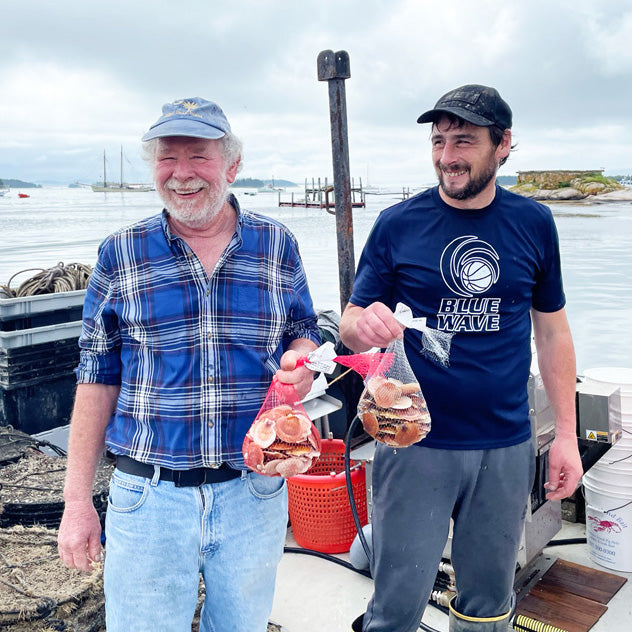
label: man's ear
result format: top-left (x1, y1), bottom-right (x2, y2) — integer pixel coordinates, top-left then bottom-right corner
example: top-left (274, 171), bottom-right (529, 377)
top-left (225, 156), bottom-right (241, 184)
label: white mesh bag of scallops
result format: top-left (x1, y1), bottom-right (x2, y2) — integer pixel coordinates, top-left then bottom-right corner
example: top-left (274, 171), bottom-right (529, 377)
top-left (357, 303), bottom-right (452, 447)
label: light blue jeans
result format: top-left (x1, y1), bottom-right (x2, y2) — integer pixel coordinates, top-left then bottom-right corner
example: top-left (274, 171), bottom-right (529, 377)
top-left (104, 467), bottom-right (288, 632)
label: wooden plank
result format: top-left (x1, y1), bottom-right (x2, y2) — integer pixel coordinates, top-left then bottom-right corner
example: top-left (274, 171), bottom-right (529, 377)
top-left (539, 559), bottom-right (627, 604)
top-left (516, 591), bottom-right (606, 632)
top-left (514, 559), bottom-right (627, 632)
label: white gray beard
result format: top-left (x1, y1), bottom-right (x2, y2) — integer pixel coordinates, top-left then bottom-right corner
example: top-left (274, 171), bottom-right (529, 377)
top-left (160, 177), bottom-right (229, 228)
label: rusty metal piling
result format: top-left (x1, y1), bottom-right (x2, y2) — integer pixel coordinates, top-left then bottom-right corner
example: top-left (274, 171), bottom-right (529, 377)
top-left (317, 49), bottom-right (355, 314)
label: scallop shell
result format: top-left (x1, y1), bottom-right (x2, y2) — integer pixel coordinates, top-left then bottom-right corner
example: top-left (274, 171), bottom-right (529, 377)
top-left (243, 441), bottom-right (264, 470)
top-left (263, 449), bottom-right (287, 460)
top-left (401, 382), bottom-right (421, 395)
top-left (376, 432), bottom-right (399, 446)
top-left (410, 395), bottom-right (428, 410)
top-left (273, 415), bottom-right (301, 442)
top-left (397, 406), bottom-right (426, 421)
top-left (250, 418), bottom-right (276, 448)
top-left (362, 411), bottom-right (379, 436)
top-left (394, 422), bottom-right (424, 446)
top-left (366, 375), bottom-right (387, 396)
top-left (373, 381), bottom-right (403, 408)
top-left (262, 458), bottom-right (285, 476)
top-left (391, 395), bottom-right (413, 410)
top-left (284, 444), bottom-right (312, 456)
top-left (277, 456), bottom-right (312, 478)
top-left (375, 423), bottom-right (398, 435)
top-left (265, 404), bottom-right (295, 420)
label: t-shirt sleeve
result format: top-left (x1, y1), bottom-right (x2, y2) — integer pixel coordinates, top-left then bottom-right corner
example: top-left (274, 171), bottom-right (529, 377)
top-left (531, 212), bottom-right (566, 312)
top-left (349, 214), bottom-right (395, 308)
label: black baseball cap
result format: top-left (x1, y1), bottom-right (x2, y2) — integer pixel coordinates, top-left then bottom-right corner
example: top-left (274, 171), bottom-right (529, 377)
top-left (417, 84), bottom-right (512, 129)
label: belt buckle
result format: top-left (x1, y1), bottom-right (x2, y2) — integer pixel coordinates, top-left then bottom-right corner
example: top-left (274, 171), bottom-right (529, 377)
top-left (173, 469), bottom-right (205, 487)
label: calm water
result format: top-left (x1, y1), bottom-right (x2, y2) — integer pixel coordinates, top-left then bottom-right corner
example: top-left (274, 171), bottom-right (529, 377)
top-left (1, 186), bottom-right (631, 374)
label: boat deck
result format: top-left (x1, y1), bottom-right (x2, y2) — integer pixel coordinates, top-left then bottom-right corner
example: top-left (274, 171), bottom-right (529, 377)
top-left (270, 522), bottom-right (631, 632)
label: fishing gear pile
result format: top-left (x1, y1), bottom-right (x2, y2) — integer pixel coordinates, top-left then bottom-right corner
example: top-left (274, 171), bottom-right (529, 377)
top-left (0, 450), bottom-right (112, 529)
top-left (0, 525), bottom-right (105, 632)
top-left (0, 262), bottom-right (92, 298)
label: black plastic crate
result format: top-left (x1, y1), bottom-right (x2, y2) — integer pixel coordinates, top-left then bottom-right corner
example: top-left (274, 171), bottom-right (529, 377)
top-left (0, 349), bottom-right (79, 388)
top-left (0, 305), bottom-right (84, 331)
top-left (0, 336), bottom-right (80, 363)
top-left (0, 373), bottom-right (77, 435)
top-left (0, 336), bottom-right (80, 388)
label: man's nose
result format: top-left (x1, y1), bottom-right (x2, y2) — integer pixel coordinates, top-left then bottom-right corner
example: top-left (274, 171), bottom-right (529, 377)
top-left (439, 142), bottom-right (459, 165)
top-left (172, 159), bottom-right (195, 179)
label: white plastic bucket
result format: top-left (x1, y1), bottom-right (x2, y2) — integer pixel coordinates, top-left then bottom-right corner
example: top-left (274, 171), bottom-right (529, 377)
top-left (584, 367), bottom-right (632, 414)
top-left (583, 469), bottom-right (632, 572)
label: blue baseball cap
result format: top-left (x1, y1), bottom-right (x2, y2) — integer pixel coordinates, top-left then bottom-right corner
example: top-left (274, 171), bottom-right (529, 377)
top-left (142, 97), bottom-right (232, 141)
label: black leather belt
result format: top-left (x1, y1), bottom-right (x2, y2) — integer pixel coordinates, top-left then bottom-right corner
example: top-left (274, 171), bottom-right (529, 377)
top-left (116, 455), bottom-right (241, 487)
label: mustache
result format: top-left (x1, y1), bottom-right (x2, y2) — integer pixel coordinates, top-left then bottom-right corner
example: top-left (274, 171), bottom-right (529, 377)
top-left (164, 177), bottom-right (210, 192)
top-left (438, 163), bottom-right (469, 172)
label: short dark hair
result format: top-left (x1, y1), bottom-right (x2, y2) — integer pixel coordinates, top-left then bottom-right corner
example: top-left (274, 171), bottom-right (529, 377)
top-left (431, 113), bottom-right (514, 167)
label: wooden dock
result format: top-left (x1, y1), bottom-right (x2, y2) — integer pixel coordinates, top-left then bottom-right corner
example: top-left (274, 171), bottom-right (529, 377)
top-left (278, 177), bottom-right (365, 213)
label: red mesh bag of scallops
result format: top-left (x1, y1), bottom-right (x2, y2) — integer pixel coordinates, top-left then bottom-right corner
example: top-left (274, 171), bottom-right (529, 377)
top-left (242, 378), bottom-right (322, 478)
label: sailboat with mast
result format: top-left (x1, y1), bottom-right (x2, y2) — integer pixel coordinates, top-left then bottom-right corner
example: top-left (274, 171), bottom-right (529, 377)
top-left (91, 147), bottom-right (154, 192)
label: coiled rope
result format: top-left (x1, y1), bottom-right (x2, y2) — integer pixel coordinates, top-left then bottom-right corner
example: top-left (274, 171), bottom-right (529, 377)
top-left (0, 262), bottom-right (92, 298)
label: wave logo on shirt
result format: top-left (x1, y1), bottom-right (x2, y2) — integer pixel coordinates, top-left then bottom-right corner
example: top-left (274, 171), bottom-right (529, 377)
top-left (440, 236), bottom-right (500, 298)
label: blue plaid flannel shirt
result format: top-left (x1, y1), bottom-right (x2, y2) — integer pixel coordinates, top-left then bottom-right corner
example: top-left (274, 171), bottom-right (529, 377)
top-left (76, 197), bottom-right (320, 469)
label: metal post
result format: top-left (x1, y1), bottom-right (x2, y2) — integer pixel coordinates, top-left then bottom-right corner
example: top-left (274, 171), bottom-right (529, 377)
top-left (317, 49), bottom-right (355, 314)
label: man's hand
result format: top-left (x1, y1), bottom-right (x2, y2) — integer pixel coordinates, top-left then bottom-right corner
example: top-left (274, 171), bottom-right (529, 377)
top-left (544, 433), bottom-right (583, 501)
top-left (340, 302), bottom-right (404, 352)
top-left (276, 349), bottom-right (315, 401)
top-left (58, 499), bottom-right (103, 572)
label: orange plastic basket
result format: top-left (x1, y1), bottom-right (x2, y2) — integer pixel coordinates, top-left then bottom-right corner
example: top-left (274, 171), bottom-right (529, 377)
top-left (287, 438), bottom-right (368, 554)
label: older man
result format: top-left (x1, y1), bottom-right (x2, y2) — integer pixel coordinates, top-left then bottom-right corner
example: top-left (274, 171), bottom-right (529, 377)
top-left (341, 85), bottom-right (582, 632)
top-left (58, 98), bottom-right (320, 632)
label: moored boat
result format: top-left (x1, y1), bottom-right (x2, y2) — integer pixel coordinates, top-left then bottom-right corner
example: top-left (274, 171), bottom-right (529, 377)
top-left (91, 147), bottom-right (154, 192)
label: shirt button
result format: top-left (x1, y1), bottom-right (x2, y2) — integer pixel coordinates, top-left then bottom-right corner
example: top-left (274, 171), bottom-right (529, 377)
top-left (206, 290), bottom-right (210, 296)
top-left (207, 375), bottom-right (214, 383)
top-left (206, 332), bottom-right (212, 340)
top-left (208, 420), bottom-right (214, 428)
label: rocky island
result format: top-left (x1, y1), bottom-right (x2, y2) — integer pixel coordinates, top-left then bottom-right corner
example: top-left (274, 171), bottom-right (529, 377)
top-left (509, 170), bottom-right (632, 203)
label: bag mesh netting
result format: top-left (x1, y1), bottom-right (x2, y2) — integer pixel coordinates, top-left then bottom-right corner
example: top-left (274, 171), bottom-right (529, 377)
top-left (357, 337), bottom-right (431, 447)
top-left (243, 378), bottom-right (322, 478)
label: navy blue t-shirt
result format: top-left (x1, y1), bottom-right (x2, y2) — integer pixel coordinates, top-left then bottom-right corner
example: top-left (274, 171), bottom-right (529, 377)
top-left (350, 185), bottom-right (565, 449)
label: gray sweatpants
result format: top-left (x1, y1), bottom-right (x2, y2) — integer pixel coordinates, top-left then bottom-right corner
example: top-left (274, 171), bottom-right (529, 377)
top-left (363, 439), bottom-right (535, 632)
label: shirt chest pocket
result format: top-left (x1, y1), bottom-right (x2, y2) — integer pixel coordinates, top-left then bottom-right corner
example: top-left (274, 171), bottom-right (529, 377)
top-left (227, 281), bottom-right (289, 347)
top-left (122, 287), bottom-right (197, 353)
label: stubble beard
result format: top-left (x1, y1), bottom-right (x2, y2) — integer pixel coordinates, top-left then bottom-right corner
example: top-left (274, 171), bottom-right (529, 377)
top-left (160, 177), bottom-right (229, 228)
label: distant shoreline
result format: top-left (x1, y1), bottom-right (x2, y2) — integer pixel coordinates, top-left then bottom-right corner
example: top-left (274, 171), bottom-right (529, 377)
top-left (510, 189), bottom-right (632, 204)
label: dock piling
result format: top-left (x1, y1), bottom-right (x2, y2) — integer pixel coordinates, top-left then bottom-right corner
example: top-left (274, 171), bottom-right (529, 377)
top-left (317, 49), bottom-right (355, 314)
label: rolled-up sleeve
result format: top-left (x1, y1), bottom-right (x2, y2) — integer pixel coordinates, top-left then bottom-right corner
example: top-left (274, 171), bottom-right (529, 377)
top-left (75, 246), bottom-right (122, 385)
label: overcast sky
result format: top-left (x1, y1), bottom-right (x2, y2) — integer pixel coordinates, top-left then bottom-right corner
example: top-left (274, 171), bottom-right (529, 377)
top-left (1, 0), bottom-right (631, 187)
